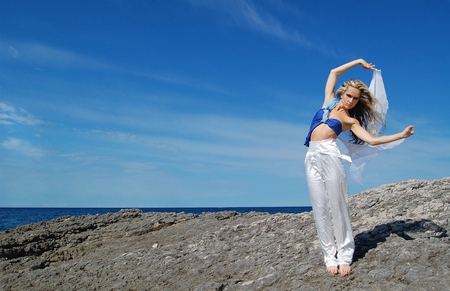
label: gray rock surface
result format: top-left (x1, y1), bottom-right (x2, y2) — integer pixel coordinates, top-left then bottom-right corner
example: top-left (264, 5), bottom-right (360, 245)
top-left (1, 178), bottom-right (449, 290)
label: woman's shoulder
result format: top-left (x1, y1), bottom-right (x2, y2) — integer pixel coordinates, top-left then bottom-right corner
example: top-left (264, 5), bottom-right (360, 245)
top-left (344, 115), bottom-right (360, 126)
top-left (332, 110), bottom-right (357, 124)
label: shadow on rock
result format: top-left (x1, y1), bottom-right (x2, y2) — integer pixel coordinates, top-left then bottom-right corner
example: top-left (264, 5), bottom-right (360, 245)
top-left (353, 219), bottom-right (447, 262)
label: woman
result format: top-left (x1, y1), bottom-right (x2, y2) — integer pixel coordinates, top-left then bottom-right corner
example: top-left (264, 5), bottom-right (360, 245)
top-left (304, 59), bottom-right (414, 276)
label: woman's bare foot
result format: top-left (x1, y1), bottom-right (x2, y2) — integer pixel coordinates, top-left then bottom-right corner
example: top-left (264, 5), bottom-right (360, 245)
top-left (339, 264), bottom-right (352, 276)
top-left (326, 265), bottom-right (338, 275)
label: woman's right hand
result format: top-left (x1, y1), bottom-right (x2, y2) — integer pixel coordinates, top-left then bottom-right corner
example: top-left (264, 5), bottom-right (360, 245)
top-left (360, 59), bottom-right (376, 70)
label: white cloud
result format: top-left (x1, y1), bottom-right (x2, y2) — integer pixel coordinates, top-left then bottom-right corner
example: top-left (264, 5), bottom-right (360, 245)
top-left (8, 45), bottom-right (18, 58)
top-left (0, 42), bottom-right (114, 71)
top-left (83, 113), bottom-right (307, 177)
top-left (184, 0), bottom-right (321, 50)
top-left (141, 71), bottom-right (233, 95)
top-left (0, 137), bottom-right (47, 157)
top-left (0, 102), bottom-right (44, 126)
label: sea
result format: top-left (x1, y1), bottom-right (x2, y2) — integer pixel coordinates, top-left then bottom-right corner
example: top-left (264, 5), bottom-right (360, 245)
top-left (0, 206), bottom-right (312, 232)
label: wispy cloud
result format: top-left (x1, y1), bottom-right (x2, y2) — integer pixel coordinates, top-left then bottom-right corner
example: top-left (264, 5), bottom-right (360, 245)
top-left (8, 45), bottom-right (18, 57)
top-left (0, 42), bottom-right (114, 70)
top-left (0, 137), bottom-right (48, 157)
top-left (141, 71), bottom-right (233, 96)
top-left (90, 130), bottom-right (182, 152)
top-left (1, 99), bottom-right (306, 177)
top-left (0, 102), bottom-right (44, 125)
top-left (184, 0), bottom-right (322, 51)
top-left (2, 40), bottom-right (234, 96)
top-left (82, 113), bottom-right (307, 177)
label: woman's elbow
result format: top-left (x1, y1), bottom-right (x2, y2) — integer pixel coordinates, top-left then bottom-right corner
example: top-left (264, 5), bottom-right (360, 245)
top-left (365, 138), bottom-right (380, 146)
top-left (329, 69), bottom-right (339, 76)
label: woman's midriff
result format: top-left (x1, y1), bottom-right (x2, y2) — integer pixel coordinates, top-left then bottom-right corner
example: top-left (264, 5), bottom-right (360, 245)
top-left (310, 123), bottom-right (338, 142)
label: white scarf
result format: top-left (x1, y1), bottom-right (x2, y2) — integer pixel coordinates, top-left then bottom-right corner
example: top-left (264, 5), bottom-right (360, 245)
top-left (338, 70), bottom-right (403, 186)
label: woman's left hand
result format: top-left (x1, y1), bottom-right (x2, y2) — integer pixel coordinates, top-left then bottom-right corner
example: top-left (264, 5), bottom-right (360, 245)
top-left (402, 125), bottom-right (415, 138)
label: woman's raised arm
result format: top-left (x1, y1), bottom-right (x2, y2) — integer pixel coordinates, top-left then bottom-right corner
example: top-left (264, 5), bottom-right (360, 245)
top-left (323, 59), bottom-right (375, 107)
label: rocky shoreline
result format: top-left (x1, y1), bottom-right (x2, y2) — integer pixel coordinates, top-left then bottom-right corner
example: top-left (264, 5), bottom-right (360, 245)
top-left (1, 178), bottom-right (449, 290)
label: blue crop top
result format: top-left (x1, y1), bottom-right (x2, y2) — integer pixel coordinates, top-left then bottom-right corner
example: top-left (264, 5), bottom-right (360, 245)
top-left (304, 97), bottom-right (343, 147)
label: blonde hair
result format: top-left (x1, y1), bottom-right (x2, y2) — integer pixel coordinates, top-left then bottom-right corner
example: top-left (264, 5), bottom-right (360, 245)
top-left (336, 79), bottom-right (385, 144)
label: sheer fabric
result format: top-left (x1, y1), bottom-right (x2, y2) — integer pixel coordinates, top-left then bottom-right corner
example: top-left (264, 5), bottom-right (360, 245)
top-left (338, 70), bottom-right (403, 186)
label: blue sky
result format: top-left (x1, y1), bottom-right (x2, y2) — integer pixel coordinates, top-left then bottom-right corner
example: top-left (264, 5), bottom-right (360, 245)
top-left (1, 0), bottom-right (449, 207)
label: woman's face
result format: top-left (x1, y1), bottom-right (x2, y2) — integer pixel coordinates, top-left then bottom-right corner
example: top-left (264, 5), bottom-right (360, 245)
top-left (341, 86), bottom-right (361, 109)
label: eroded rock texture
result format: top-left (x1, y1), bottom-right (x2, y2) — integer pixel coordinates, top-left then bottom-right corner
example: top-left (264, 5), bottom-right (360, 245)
top-left (1, 178), bottom-right (449, 290)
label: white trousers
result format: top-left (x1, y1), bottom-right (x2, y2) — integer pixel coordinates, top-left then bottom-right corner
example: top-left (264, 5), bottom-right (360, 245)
top-left (304, 139), bottom-right (354, 266)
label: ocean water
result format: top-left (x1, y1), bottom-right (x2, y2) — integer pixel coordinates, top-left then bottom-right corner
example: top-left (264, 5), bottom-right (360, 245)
top-left (0, 206), bottom-right (312, 232)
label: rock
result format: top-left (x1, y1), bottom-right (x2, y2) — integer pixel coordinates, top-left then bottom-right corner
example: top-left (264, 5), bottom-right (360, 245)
top-left (1, 178), bottom-right (449, 290)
